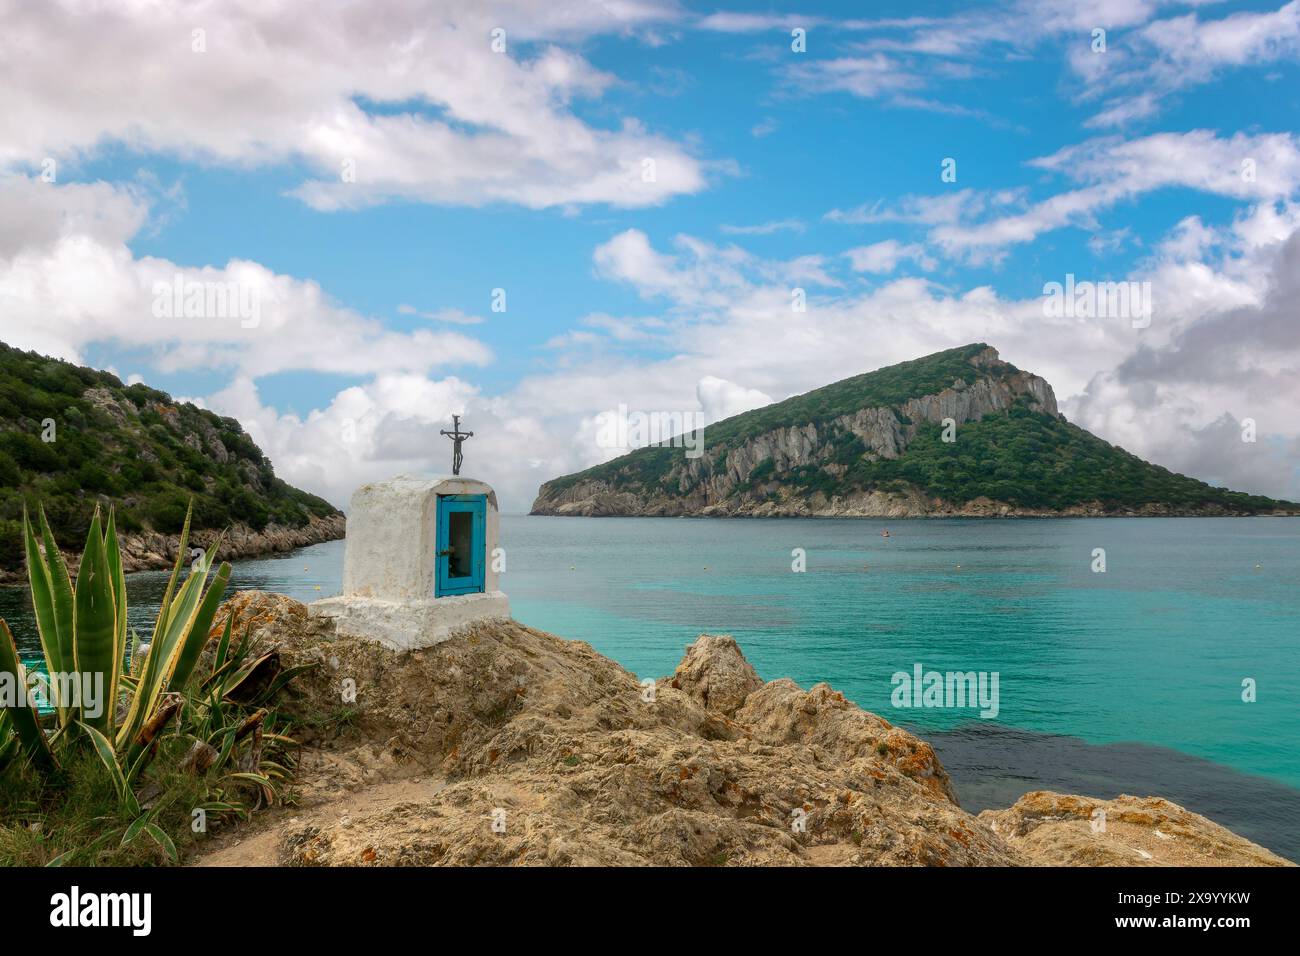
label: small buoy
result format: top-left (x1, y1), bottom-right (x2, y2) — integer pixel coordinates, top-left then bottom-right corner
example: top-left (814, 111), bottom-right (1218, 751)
top-left (1255, 564), bottom-right (1262, 570)
top-left (313, 585), bottom-right (321, 591)
top-left (703, 566), bottom-right (708, 570)
top-left (570, 565), bottom-right (576, 571)
top-left (955, 564), bottom-right (962, 569)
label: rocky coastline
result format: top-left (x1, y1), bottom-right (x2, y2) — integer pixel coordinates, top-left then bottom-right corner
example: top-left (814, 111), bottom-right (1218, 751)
top-left (190, 591), bottom-right (1293, 867)
top-left (531, 483), bottom-right (1298, 518)
top-left (0, 512), bottom-right (346, 584)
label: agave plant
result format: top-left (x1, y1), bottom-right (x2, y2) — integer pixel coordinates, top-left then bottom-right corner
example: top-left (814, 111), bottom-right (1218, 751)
top-left (182, 611), bottom-right (312, 812)
top-left (0, 502), bottom-right (309, 863)
top-left (0, 504), bottom-right (228, 790)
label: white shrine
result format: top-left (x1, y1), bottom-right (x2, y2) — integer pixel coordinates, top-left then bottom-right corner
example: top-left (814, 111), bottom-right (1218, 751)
top-left (310, 474), bottom-right (510, 650)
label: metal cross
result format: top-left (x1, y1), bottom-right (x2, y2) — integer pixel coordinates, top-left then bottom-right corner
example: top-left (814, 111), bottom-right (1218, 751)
top-left (440, 414), bottom-right (473, 476)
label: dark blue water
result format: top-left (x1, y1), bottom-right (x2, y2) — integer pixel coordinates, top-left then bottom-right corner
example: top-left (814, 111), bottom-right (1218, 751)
top-left (4, 515), bottom-right (1297, 858)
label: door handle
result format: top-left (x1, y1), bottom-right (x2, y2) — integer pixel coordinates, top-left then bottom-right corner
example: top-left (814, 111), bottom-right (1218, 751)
top-left (438, 547), bottom-right (455, 556)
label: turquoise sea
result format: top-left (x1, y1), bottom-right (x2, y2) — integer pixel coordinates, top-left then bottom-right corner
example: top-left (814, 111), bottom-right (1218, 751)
top-left (4, 515), bottom-right (1298, 859)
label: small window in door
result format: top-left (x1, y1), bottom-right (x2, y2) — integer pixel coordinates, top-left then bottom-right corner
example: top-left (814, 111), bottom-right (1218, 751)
top-left (447, 510), bottom-right (473, 578)
top-left (436, 493), bottom-right (486, 597)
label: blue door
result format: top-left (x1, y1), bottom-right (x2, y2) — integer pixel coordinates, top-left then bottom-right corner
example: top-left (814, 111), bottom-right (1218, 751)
top-left (436, 494), bottom-right (486, 597)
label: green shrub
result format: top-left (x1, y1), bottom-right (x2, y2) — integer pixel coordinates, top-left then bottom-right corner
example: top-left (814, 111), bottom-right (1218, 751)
top-left (1, 432), bottom-right (60, 472)
top-left (0, 520), bottom-right (21, 568)
top-left (147, 491), bottom-right (191, 531)
top-left (75, 462), bottom-right (118, 494)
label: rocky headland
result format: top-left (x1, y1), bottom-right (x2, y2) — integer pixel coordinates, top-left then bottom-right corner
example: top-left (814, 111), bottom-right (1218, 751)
top-left (532, 344), bottom-right (1297, 519)
top-left (0, 340), bottom-right (346, 581)
top-left (190, 591), bottom-right (1293, 867)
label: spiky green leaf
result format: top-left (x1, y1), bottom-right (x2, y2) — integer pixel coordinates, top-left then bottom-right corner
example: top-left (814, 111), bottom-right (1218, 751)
top-left (72, 510), bottom-right (120, 736)
top-left (37, 508), bottom-right (75, 668)
top-left (167, 560), bottom-right (231, 692)
top-left (0, 620), bottom-right (56, 770)
top-left (142, 823), bottom-right (178, 863)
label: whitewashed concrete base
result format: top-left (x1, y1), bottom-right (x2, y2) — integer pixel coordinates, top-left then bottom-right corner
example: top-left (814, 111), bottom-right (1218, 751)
top-left (309, 590), bottom-right (511, 651)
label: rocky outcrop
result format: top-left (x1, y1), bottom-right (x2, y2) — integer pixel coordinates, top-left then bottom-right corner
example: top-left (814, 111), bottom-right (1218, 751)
top-left (84, 386), bottom-right (130, 426)
top-left (980, 792), bottom-right (1290, 867)
top-left (190, 592), bottom-right (1294, 868)
top-left (666, 634), bottom-right (764, 717)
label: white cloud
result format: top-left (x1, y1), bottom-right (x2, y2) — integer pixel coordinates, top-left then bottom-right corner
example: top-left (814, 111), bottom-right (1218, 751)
top-left (1157, 217), bottom-right (1216, 262)
top-left (1146, 2), bottom-right (1300, 66)
top-left (1082, 2), bottom-right (1300, 127)
top-left (0, 0), bottom-right (707, 211)
top-left (398, 305), bottom-right (486, 325)
top-left (592, 228), bottom-right (839, 308)
top-left (697, 12), bottom-right (820, 32)
top-left (720, 218), bottom-right (804, 235)
top-left (1087, 227), bottom-right (1133, 256)
top-left (826, 189), bottom-right (1024, 227)
top-left (733, 0), bottom-right (1297, 128)
top-left (930, 131), bottom-right (1300, 257)
top-left (207, 373), bottom-right (477, 505)
top-left (0, 176), bottom-right (492, 377)
top-left (593, 229), bottom-right (692, 299)
top-left (696, 376), bottom-right (773, 422)
top-left (845, 240), bottom-right (936, 274)
top-left (785, 54), bottom-right (922, 100)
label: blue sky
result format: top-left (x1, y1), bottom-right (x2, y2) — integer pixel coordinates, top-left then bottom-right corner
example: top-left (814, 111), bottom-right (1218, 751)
top-left (2, 0), bottom-right (1299, 510)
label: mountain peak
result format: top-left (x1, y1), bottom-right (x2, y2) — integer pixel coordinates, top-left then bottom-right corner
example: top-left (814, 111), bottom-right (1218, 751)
top-left (532, 345), bottom-right (1293, 518)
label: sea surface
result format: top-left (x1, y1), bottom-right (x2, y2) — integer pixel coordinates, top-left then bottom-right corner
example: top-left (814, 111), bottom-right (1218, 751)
top-left (3, 515), bottom-right (1298, 859)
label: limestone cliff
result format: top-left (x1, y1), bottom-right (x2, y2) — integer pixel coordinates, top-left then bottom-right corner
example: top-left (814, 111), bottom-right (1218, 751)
top-left (531, 343), bottom-right (1296, 518)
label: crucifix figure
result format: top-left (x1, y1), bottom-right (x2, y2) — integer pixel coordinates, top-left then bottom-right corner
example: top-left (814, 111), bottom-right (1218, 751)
top-left (440, 414), bottom-right (473, 476)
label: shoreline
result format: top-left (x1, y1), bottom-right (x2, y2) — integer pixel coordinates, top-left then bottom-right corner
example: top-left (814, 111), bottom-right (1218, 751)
top-left (531, 483), bottom-right (1299, 519)
top-left (0, 512), bottom-right (346, 585)
top-left (529, 510), bottom-right (1300, 518)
